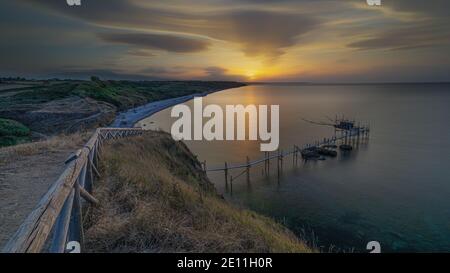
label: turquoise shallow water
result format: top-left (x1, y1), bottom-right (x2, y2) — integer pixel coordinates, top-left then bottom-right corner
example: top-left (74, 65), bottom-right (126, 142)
top-left (140, 83), bottom-right (450, 252)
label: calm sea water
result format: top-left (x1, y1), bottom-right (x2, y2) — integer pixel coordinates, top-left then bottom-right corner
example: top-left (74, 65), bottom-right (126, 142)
top-left (139, 84), bottom-right (450, 252)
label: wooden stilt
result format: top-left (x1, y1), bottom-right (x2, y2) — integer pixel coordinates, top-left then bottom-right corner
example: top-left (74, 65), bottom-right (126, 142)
top-left (224, 162), bottom-right (228, 189)
top-left (292, 145), bottom-right (295, 166)
top-left (277, 150), bottom-right (280, 178)
top-left (230, 176), bottom-right (233, 196)
top-left (280, 150), bottom-right (283, 171)
top-left (246, 156), bottom-right (250, 183)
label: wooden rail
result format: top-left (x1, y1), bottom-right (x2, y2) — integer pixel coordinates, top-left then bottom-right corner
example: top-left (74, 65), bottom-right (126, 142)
top-left (1, 128), bottom-right (144, 253)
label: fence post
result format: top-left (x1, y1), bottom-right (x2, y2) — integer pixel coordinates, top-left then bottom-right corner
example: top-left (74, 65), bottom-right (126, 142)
top-left (49, 190), bottom-right (75, 253)
top-left (67, 180), bottom-right (84, 253)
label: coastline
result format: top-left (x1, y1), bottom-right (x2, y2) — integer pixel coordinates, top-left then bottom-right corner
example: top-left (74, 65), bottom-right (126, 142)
top-left (0, 80), bottom-right (246, 145)
top-left (111, 86), bottom-right (244, 128)
top-left (111, 93), bottom-right (199, 128)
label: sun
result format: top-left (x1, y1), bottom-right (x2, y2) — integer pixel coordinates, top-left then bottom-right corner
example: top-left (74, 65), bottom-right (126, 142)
top-left (245, 71), bottom-right (256, 80)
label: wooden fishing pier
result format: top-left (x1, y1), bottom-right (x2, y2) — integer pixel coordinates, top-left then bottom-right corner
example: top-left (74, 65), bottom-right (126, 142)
top-left (204, 122), bottom-right (370, 191)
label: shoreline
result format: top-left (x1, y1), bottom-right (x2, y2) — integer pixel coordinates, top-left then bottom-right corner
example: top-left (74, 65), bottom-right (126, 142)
top-left (111, 86), bottom-right (243, 128)
top-left (111, 93), bottom-right (198, 128)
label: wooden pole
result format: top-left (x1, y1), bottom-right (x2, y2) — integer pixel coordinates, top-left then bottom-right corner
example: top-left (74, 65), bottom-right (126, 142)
top-left (280, 150), bottom-right (283, 170)
top-left (85, 154), bottom-right (94, 193)
top-left (230, 176), bottom-right (233, 196)
top-left (277, 150), bottom-right (280, 178)
top-left (49, 190), bottom-right (75, 253)
top-left (292, 145), bottom-right (295, 166)
top-left (79, 187), bottom-right (99, 206)
top-left (67, 180), bottom-right (84, 253)
top-left (224, 162), bottom-right (228, 189)
top-left (246, 156), bottom-right (250, 183)
top-left (264, 152), bottom-right (267, 174)
top-left (294, 145), bottom-right (297, 165)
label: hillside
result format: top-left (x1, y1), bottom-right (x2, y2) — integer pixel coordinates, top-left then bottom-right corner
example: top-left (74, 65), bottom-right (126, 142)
top-left (0, 79), bottom-right (245, 146)
top-left (84, 131), bottom-right (313, 253)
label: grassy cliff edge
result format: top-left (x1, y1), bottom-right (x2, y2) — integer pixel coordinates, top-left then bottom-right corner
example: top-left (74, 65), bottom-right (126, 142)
top-left (84, 131), bottom-right (313, 253)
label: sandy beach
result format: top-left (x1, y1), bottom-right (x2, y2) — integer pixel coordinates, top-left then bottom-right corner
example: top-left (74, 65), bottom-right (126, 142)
top-left (110, 93), bottom-right (202, 128)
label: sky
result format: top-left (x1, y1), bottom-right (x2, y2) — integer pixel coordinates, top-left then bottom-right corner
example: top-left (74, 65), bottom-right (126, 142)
top-left (0, 0), bottom-right (449, 82)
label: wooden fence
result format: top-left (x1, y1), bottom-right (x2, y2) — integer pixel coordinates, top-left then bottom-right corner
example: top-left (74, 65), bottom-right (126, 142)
top-left (1, 128), bottom-right (144, 253)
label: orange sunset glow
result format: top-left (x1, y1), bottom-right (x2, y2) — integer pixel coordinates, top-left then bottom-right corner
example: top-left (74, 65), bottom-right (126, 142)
top-left (1, 0), bottom-right (449, 82)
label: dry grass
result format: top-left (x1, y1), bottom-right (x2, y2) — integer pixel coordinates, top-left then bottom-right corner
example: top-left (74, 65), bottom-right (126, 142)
top-left (0, 132), bottom-right (91, 162)
top-left (84, 131), bottom-right (314, 253)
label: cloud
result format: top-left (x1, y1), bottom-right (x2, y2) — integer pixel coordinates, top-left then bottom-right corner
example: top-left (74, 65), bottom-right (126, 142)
top-left (200, 66), bottom-right (246, 81)
top-left (97, 32), bottom-right (210, 53)
top-left (346, 0), bottom-right (450, 51)
top-left (216, 10), bottom-right (318, 57)
top-left (126, 49), bottom-right (156, 57)
top-left (22, 0), bottom-right (319, 58)
top-left (347, 23), bottom-right (450, 51)
top-left (383, 0), bottom-right (450, 18)
top-left (8, 0), bottom-right (450, 82)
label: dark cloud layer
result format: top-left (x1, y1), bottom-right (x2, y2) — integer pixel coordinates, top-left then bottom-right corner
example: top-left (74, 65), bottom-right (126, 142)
top-left (348, 23), bottom-right (450, 51)
top-left (384, 0), bottom-right (450, 17)
top-left (201, 66), bottom-right (246, 81)
top-left (22, 0), bottom-right (319, 58)
top-left (98, 32), bottom-right (210, 53)
top-left (219, 10), bottom-right (318, 57)
top-left (2, 0), bottom-right (449, 81)
top-left (346, 0), bottom-right (450, 51)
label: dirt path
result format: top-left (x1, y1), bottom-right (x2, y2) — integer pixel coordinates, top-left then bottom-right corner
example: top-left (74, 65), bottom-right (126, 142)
top-left (0, 133), bottom-right (88, 247)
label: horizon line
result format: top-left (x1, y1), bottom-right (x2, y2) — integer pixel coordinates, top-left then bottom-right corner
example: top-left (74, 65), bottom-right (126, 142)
top-left (1, 76), bottom-right (450, 85)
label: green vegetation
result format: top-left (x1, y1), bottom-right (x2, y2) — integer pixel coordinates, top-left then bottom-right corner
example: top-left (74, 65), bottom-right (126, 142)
top-left (0, 78), bottom-right (245, 110)
top-left (0, 78), bottom-right (245, 147)
top-left (0, 83), bottom-right (78, 108)
top-left (84, 131), bottom-right (313, 253)
top-left (0, 118), bottom-right (31, 147)
top-left (70, 80), bottom-right (244, 109)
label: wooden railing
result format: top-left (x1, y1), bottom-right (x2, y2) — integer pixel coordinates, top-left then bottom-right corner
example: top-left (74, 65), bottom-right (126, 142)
top-left (1, 128), bottom-right (144, 253)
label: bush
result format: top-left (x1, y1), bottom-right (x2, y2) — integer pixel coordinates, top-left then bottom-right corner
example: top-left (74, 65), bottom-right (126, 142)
top-left (0, 118), bottom-right (31, 147)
